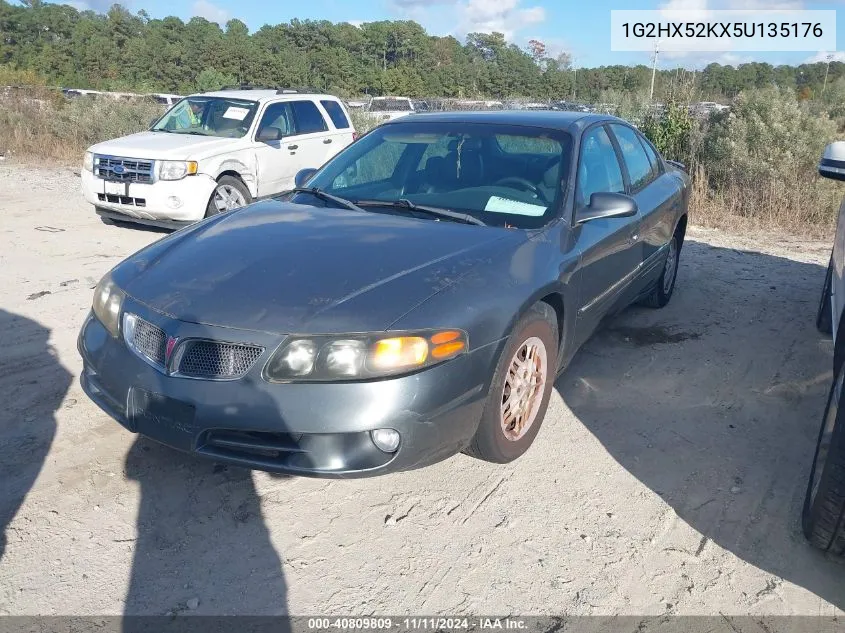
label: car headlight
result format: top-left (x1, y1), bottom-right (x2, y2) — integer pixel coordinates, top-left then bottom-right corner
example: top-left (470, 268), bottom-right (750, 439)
top-left (263, 330), bottom-right (468, 382)
top-left (92, 274), bottom-right (125, 337)
top-left (83, 151), bottom-right (94, 172)
top-left (158, 160), bottom-right (198, 181)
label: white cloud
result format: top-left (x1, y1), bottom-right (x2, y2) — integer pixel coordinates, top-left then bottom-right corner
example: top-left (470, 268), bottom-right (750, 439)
top-left (347, 20), bottom-right (365, 28)
top-left (805, 51), bottom-right (845, 64)
top-left (459, 0), bottom-right (545, 39)
top-left (192, 0), bottom-right (230, 25)
top-left (67, 0), bottom-right (128, 11)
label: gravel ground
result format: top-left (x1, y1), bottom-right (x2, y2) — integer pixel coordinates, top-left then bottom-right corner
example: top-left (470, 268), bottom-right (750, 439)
top-left (1, 164), bottom-right (845, 617)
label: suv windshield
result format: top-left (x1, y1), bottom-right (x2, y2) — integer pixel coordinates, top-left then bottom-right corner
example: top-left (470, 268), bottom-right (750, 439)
top-left (302, 121), bottom-right (573, 229)
top-left (151, 97), bottom-right (258, 138)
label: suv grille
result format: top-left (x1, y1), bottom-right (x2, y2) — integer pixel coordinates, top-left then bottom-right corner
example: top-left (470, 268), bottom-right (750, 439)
top-left (95, 156), bottom-right (154, 184)
top-left (177, 341), bottom-right (264, 379)
top-left (131, 317), bottom-right (167, 366)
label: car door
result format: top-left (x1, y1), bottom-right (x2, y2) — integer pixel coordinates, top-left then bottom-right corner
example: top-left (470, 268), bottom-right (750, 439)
top-left (318, 99), bottom-right (356, 156)
top-left (608, 123), bottom-right (681, 290)
top-left (572, 124), bottom-right (641, 337)
top-left (287, 99), bottom-right (337, 173)
top-left (253, 101), bottom-right (299, 197)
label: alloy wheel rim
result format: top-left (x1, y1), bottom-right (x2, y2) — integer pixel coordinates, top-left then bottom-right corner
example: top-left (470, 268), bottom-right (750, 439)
top-left (214, 185), bottom-right (246, 212)
top-left (811, 365), bottom-right (843, 505)
top-left (500, 336), bottom-right (547, 442)
top-left (663, 238), bottom-right (678, 295)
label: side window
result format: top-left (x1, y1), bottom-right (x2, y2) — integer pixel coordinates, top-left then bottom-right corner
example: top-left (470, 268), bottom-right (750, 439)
top-left (320, 100), bottom-right (350, 129)
top-left (610, 124), bottom-right (654, 191)
top-left (576, 126), bottom-right (625, 208)
top-left (639, 135), bottom-right (662, 177)
top-left (290, 100), bottom-right (328, 135)
top-left (256, 102), bottom-right (294, 138)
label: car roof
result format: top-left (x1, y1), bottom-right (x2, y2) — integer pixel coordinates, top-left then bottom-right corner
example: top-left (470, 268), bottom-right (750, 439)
top-left (382, 110), bottom-right (623, 133)
top-left (193, 90), bottom-right (341, 103)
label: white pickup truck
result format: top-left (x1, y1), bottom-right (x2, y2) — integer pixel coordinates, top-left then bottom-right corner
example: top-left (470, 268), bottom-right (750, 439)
top-left (81, 87), bottom-right (356, 228)
top-left (365, 96), bottom-right (415, 122)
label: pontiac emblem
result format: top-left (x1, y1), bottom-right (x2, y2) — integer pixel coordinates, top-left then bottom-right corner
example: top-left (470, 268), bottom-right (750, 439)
top-left (165, 336), bottom-right (179, 362)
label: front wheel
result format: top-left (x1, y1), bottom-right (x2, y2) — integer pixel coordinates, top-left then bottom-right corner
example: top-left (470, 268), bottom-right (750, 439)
top-left (205, 176), bottom-right (251, 218)
top-left (802, 357), bottom-right (845, 555)
top-left (464, 302), bottom-right (558, 463)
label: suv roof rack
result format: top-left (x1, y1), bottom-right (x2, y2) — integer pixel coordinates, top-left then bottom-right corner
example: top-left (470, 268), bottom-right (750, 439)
top-left (220, 84), bottom-right (277, 91)
top-left (218, 84), bottom-right (322, 95)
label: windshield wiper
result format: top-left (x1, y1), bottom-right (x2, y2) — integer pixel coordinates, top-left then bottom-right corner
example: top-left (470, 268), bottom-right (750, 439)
top-left (288, 187), bottom-right (364, 213)
top-left (355, 199), bottom-right (486, 226)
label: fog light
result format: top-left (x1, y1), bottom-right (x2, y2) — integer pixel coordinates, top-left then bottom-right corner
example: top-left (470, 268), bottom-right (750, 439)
top-left (371, 428), bottom-right (400, 453)
top-left (166, 196), bottom-right (183, 209)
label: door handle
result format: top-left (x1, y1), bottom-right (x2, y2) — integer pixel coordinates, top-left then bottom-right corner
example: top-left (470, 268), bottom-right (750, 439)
top-left (287, 144), bottom-right (298, 150)
top-left (323, 138), bottom-right (333, 144)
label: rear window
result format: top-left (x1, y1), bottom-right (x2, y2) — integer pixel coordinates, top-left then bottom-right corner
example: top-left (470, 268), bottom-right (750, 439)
top-left (320, 100), bottom-right (350, 129)
top-left (291, 100), bottom-right (328, 134)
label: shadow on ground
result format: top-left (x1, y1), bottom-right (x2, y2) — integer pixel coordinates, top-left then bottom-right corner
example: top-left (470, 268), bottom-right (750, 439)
top-left (557, 239), bottom-right (845, 609)
top-left (0, 309), bottom-right (71, 563)
top-left (122, 439), bottom-right (290, 618)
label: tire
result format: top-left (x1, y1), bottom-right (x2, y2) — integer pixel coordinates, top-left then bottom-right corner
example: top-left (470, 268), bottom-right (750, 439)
top-left (464, 302), bottom-right (558, 463)
top-left (642, 234), bottom-right (680, 309)
top-left (802, 357), bottom-right (845, 555)
top-left (205, 176), bottom-right (251, 218)
top-left (817, 256), bottom-right (834, 335)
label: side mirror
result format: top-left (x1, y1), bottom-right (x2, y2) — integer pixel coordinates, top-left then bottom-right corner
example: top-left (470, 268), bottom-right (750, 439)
top-left (819, 142), bottom-right (845, 182)
top-left (295, 168), bottom-right (318, 188)
top-left (576, 192), bottom-right (638, 224)
top-left (257, 126), bottom-right (283, 142)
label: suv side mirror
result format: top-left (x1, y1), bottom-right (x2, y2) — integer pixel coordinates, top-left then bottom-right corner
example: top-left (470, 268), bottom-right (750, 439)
top-left (819, 142), bottom-right (845, 181)
top-left (576, 192), bottom-right (638, 224)
top-left (257, 126), bottom-right (283, 142)
top-left (295, 168), bottom-right (318, 188)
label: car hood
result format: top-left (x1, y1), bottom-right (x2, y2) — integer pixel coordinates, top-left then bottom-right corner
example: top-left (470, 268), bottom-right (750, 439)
top-left (88, 131), bottom-right (237, 161)
top-left (117, 200), bottom-right (520, 334)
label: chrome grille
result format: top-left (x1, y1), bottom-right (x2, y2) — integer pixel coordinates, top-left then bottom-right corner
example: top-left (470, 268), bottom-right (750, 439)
top-left (95, 156), bottom-right (154, 183)
top-left (132, 317), bottom-right (167, 366)
top-left (177, 341), bottom-right (264, 379)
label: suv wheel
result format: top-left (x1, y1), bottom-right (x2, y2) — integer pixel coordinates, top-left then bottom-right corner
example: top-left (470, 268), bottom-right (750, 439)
top-left (206, 176), bottom-right (251, 217)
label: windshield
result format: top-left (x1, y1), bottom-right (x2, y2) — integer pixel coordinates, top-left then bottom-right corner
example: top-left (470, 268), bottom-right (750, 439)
top-left (302, 121), bottom-right (573, 229)
top-left (151, 97), bottom-right (258, 138)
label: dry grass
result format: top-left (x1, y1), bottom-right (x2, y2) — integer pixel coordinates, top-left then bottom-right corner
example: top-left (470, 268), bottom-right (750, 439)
top-left (0, 88), bottom-right (163, 164)
top-left (688, 165), bottom-right (839, 238)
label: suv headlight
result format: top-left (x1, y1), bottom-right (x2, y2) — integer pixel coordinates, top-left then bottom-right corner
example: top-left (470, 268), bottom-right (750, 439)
top-left (159, 160), bottom-right (198, 181)
top-left (92, 273), bottom-right (125, 337)
top-left (263, 330), bottom-right (468, 382)
top-left (83, 151), bottom-right (94, 172)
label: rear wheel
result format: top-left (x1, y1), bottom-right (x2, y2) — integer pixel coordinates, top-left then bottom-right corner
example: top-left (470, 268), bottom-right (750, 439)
top-left (802, 357), bottom-right (845, 555)
top-left (206, 176), bottom-right (251, 218)
top-left (642, 234), bottom-right (680, 309)
top-left (817, 257), bottom-right (833, 335)
top-left (464, 302), bottom-right (558, 463)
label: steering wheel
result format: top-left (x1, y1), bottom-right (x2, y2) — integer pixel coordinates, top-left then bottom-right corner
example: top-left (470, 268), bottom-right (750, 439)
top-left (493, 176), bottom-right (546, 202)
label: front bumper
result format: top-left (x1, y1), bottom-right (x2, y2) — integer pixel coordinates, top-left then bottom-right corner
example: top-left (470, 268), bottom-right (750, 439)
top-left (77, 303), bottom-right (499, 477)
top-left (81, 170), bottom-right (217, 224)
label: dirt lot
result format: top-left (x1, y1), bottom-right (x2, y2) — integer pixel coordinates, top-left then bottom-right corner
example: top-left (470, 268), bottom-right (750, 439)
top-left (2, 163), bottom-right (845, 616)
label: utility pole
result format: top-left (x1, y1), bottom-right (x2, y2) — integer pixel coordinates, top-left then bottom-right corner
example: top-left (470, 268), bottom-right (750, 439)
top-left (571, 57), bottom-right (577, 101)
top-left (824, 53), bottom-right (834, 94)
top-left (649, 39), bottom-right (659, 101)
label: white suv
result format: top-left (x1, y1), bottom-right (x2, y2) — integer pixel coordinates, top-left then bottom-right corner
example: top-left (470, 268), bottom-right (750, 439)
top-left (81, 87), bottom-right (356, 228)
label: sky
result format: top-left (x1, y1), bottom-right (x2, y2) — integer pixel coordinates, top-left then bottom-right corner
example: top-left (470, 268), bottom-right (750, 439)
top-left (61, 0), bottom-right (845, 69)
